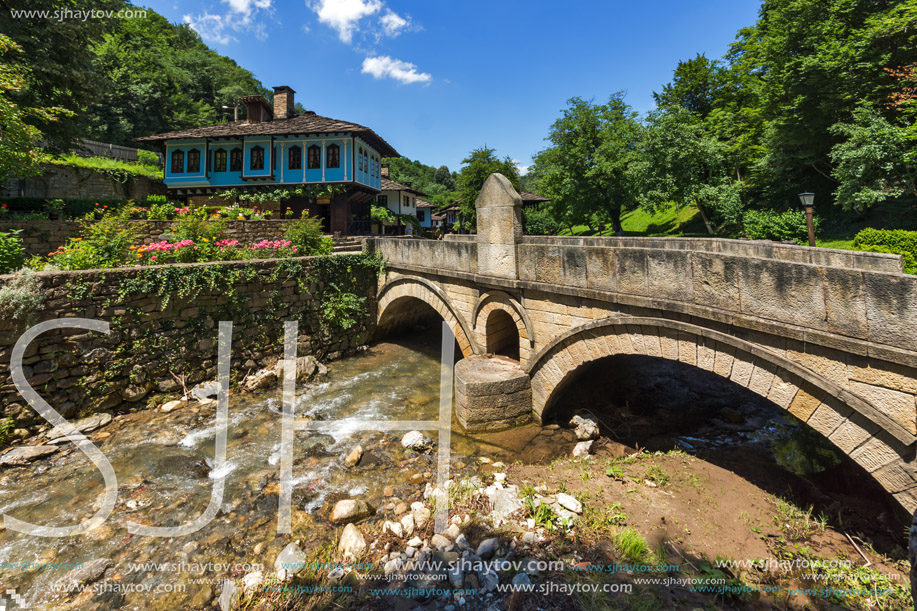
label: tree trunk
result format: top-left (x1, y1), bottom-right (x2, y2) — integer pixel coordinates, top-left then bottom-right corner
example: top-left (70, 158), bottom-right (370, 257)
top-left (695, 201), bottom-right (715, 235)
top-left (609, 204), bottom-right (624, 236)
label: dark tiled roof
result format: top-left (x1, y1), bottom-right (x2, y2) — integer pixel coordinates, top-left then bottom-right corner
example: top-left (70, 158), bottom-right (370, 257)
top-left (520, 190), bottom-right (550, 203)
top-left (136, 113), bottom-right (399, 157)
top-left (415, 199), bottom-right (434, 208)
top-left (381, 177), bottom-right (427, 196)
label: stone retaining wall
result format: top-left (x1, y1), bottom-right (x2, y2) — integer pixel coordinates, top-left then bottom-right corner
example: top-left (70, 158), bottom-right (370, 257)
top-left (0, 255), bottom-right (379, 434)
top-left (1, 163), bottom-right (165, 200)
top-left (0, 220), bottom-right (302, 257)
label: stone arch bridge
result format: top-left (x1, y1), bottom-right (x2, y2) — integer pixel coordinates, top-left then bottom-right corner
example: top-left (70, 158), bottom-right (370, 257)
top-left (365, 174), bottom-right (917, 512)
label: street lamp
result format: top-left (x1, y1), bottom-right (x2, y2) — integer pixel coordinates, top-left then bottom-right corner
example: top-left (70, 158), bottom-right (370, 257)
top-left (798, 192), bottom-right (816, 247)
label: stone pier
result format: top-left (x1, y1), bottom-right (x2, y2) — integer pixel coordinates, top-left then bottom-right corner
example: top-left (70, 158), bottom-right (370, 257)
top-left (454, 355), bottom-right (532, 432)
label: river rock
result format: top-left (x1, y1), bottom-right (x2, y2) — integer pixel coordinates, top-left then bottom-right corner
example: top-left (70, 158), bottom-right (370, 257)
top-left (63, 558), bottom-right (110, 587)
top-left (476, 537), bottom-right (499, 559)
top-left (448, 564), bottom-right (464, 588)
top-left (272, 355), bottom-right (327, 382)
top-left (385, 520), bottom-right (404, 538)
top-left (479, 568), bottom-right (499, 592)
top-left (572, 440), bottom-right (594, 457)
top-left (400, 513), bottom-right (415, 537)
top-left (218, 579), bottom-right (239, 611)
top-left (455, 533), bottom-right (470, 550)
top-left (488, 485), bottom-right (524, 524)
top-left (190, 380), bottom-right (221, 401)
top-left (161, 399), bottom-right (185, 413)
top-left (401, 431), bottom-right (426, 449)
top-left (570, 414), bottom-right (600, 440)
top-left (412, 506), bottom-right (431, 530)
top-left (512, 572), bottom-right (532, 586)
top-left (241, 571), bottom-right (263, 596)
top-left (407, 536), bottom-right (423, 547)
top-left (431, 534), bottom-right (452, 550)
top-left (331, 499), bottom-right (372, 523)
top-left (344, 445), bottom-right (363, 468)
top-left (446, 523), bottom-right (461, 539)
top-left (338, 523), bottom-right (366, 560)
top-left (244, 368), bottom-right (278, 392)
top-left (1, 445), bottom-right (59, 466)
top-left (556, 493), bottom-right (582, 514)
top-left (275, 542), bottom-right (307, 580)
top-left (46, 413), bottom-right (112, 441)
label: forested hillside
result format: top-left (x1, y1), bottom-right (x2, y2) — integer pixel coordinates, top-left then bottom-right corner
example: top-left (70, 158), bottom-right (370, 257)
top-left (1, 0), bottom-right (265, 151)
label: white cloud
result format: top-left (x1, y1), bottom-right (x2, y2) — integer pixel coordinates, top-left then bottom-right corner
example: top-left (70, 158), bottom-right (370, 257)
top-left (184, 0), bottom-right (272, 44)
top-left (513, 159), bottom-right (530, 176)
top-left (361, 55), bottom-right (431, 84)
top-left (312, 0), bottom-right (382, 43)
top-left (379, 10), bottom-right (408, 37)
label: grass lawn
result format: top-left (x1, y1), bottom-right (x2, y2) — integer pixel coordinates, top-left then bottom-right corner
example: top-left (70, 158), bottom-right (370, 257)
top-left (558, 203), bottom-right (707, 237)
top-left (47, 153), bottom-right (163, 180)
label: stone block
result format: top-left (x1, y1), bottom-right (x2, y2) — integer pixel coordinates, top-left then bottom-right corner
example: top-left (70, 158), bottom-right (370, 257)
top-left (849, 380), bottom-right (916, 435)
top-left (787, 387), bottom-right (822, 421)
top-left (807, 403), bottom-right (849, 437)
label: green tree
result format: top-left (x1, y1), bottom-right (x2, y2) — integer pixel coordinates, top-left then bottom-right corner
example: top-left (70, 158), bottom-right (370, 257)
top-left (535, 95), bottom-right (641, 234)
top-left (0, 34), bottom-right (70, 180)
top-left (434, 165), bottom-right (455, 189)
top-left (829, 105), bottom-right (917, 212)
top-left (455, 147), bottom-right (520, 224)
top-left (653, 54), bottom-right (723, 118)
top-left (638, 109), bottom-right (745, 234)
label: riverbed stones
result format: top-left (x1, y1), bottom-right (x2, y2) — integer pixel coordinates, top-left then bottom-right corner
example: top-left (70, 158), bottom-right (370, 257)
top-left (275, 542), bottom-right (307, 580)
top-left (569, 414), bottom-right (600, 440)
top-left (572, 440), bottom-right (594, 457)
top-left (190, 380), bottom-right (220, 401)
top-left (272, 355), bottom-right (327, 383)
top-left (344, 445), bottom-right (363, 468)
top-left (160, 399), bottom-right (185, 413)
top-left (401, 431), bottom-right (426, 449)
top-left (400, 513), bottom-right (415, 537)
top-left (556, 493), bottom-right (582, 514)
top-left (431, 534), bottom-right (452, 550)
top-left (412, 506), bottom-right (431, 529)
top-left (1, 445), bottom-right (59, 466)
top-left (339, 523), bottom-right (366, 560)
top-left (454, 355), bottom-right (532, 432)
top-left (45, 412), bottom-right (112, 440)
top-left (476, 537), bottom-right (499, 559)
top-left (218, 579), bottom-right (239, 611)
top-left (331, 499), bottom-right (372, 523)
top-left (244, 368), bottom-right (278, 391)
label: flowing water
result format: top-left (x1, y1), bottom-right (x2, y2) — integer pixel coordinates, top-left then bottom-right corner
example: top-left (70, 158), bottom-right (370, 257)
top-left (0, 335), bottom-right (572, 610)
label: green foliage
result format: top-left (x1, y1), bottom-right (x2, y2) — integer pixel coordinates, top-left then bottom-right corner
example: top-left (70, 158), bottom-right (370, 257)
top-left (0, 197), bottom-right (132, 218)
top-left (0, 230), bottom-right (26, 274)
top-left (170, 210), bottom-right (226, 243)
top-left (522, 205), bottom-right (561, 235)
top-left (0, 416), bottom-right (15, 448)
top-left (535, 94), bottom-right (642, 234)
top-left (0, 269), bottom-right (44, 327)
top-left (643, 465), bottom-right (670, 487)
top-left (829, 105), bottom-right (917, 212)
top-left (137, 150), bottom-right (160, 166)
top-left (43, 212), bottom-right (141, 270)
top-left (455, 147), bottom-right (520, 224)
top-left (47, 153), bottom-right (163, 181)
top-left (0, 33), bottom-right (70, 181)
top-left (215, 185), bottom-right (344, 205)
top-left (283, 216), bottom-right (333, 256)
top-left (147, 202), bottom-right (175, 221)
top-left (382, 158), bottom-right (457, 208)
top-left (852, 228), bottom-right (917, 273)
top-left (320, 284), bottom-right (366, 331)
top-left (612, 528), bottom-right (653, 564)
top-left (371, 205), bottom-right (396, 224)
top-left (742, 208), bottom-right (818, 244)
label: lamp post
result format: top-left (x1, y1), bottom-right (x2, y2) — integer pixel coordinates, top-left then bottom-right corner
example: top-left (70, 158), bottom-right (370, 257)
top-left (798, 192), bottom-right (816, 247)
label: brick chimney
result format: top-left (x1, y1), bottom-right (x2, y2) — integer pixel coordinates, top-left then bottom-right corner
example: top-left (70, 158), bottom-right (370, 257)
top-left (272, 86), bottom-right (295, 120)
top-left (380, 163), bottom-right (390, 178)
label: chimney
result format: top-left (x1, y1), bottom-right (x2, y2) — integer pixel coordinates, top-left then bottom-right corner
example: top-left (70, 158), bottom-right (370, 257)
top-left (272, 86), bottom-right (296, 120)
top-left (380, 163), bottom-right (390, 178)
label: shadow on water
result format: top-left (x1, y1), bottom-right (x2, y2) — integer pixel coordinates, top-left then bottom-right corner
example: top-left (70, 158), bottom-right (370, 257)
top-left (544, 354), bottom-right (910, 554)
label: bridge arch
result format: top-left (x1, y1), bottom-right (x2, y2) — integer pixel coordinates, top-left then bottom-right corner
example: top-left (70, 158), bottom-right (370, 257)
top-left (376, 276), bottom-right (477, 357)
top-left (473, 291), bottom-right (534, 364)
top-left (526, 316), bottom-right (917, 511)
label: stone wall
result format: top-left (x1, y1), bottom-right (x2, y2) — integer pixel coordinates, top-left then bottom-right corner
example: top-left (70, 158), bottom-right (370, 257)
top-left (0, 255), bottom-right (379, 434)
top-left (0, 220), bottom-right (304, 257)
top-left (1, 163), bottom-right (165, 200)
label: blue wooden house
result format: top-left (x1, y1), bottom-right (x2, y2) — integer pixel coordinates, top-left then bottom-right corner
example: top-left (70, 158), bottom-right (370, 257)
top-left (137, 86), bottom-right (399, 235)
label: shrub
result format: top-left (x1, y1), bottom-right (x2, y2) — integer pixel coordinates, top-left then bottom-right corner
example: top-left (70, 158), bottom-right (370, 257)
top-left (742, 208), bottom-right (819, 244)
top-left (147, 202), bottom-right (174, 220)
top-left (321, 284), bottom-right (366, 330)
top-left (170, 209), bottom-right (227, 243)
top-left (284, 215), bottom-right (333, 256)
top-left (137, 150), bottom-right (160, 167)
top-left (523, 205), bottom-right (561, 235)
top-left (852, 229), bottom-right (917, 274)
top-left (0, 269), bottom-right (44, 327)
top-left (47, 212), bottom-right (141, 270)
top-left (0, 230), bottom-right (25, 274)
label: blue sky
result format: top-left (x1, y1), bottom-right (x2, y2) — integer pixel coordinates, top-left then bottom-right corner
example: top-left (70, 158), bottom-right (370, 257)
top-left (143, 0), bottom-right (761, 173)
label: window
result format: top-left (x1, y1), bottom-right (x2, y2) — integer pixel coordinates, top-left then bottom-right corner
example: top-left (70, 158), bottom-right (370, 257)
top-left (229, 148), bottom-right (242, 172)
top-left (250, 146), bottom-right (264, 171)
top-left (288, 145), bottom-right (302, 170)
top-left (171, 150), bottom-right (184, 174)
top-left (213, 149), bottom-right (227, 172)
top-left (307, 145), bottom-right (321, 169)
top-left (403, 195), bottom-right (409, 208)
top-left (327, 144), bottom-right (340, 169)
top-left (377, 195), bottom-right (387, 207)
top-left (417, 210), bottom-right (425, 222)
top-left (187, 149), bottom-right (200, 173)
top-left (358, 148), bottom-right (364, 172)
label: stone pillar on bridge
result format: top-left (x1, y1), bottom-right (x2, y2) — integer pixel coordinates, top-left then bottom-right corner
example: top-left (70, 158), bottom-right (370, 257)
top-left (475, 173), bottom-right (523, 280)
